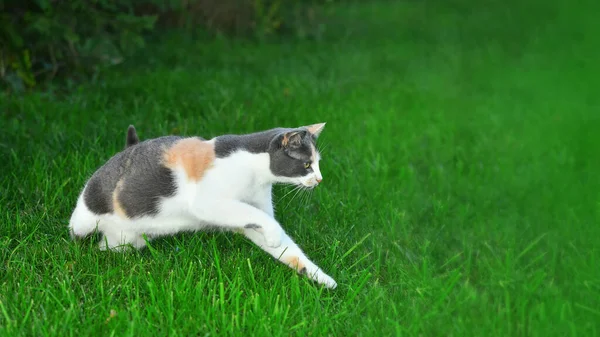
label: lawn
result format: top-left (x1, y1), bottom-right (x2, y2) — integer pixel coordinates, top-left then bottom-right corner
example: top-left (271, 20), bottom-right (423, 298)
top-left (1, 0), bottom-right (599, 336)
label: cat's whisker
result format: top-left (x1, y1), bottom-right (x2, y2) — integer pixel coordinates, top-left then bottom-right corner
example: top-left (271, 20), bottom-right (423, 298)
top-left (317, 142), bottom-right (329, 154)
top-left (305, 188), bottom-right (315, 205)
top-left (282, 184), bottom-right (305, 211)
top-left (280, 184), bottom-right (302, 200)
top-left (297, 186), bottom-right (313, 208)
top-left (286, 188), bottom-right (305, 211)
top-left (300, 191), bottom-right (309, 208)
top-left (296, 184), bottom-right (312, 201)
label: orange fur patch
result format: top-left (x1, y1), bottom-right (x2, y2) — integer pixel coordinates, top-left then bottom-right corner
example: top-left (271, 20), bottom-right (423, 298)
top-left (285, 256), bottom-right (307, 274)
top-left (163, 137), bottom-right (215, 182)
top-left (112, 179), bottom-right (127, 218)
top-left (282, 133), bottom-right (291, 147)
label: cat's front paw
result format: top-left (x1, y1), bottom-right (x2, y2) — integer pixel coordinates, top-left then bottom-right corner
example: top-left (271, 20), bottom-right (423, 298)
top-left (315, 272), bottom-right (337, 289)
top-left (304, 267), bottom-right (337, 289)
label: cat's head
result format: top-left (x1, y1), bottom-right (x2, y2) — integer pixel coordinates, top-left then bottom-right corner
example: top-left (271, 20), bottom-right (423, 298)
top-left (268, 122), bottom-right (326, 188)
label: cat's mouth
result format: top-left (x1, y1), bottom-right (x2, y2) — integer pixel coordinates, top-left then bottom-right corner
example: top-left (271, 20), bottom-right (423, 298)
top-left (300, 181), bottom-right (320, 189)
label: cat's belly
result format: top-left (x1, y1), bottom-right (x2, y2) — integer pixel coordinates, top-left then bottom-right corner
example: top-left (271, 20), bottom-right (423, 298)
top-left (133, 215), bottom-right (202, 236)
top-left (99, 186), bottom-right (204, 236)
top-left (103, 212), bottom-right (203, 236)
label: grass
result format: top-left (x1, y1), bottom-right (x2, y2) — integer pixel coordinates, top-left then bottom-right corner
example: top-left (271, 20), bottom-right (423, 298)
top-left (1, 0), bottom-right (600, 335)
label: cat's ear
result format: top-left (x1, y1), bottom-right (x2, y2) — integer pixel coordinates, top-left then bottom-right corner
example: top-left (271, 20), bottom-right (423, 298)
top-left (282, 131), bottom-right (304, 149)
top-left (305, 122), bottom-right (326, 138)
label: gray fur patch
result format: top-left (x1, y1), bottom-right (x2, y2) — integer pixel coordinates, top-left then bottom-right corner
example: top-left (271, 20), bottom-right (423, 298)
top-left (84, 135), bottom-right (182, 218)
top-left (244, 223), bottom-right (261, 229)
top-left (83, 175), bottom-right (112, 214)
top-left (214, 127), bottom-right (317, 178)
top-left (214, 128), bottom-right (289, 157)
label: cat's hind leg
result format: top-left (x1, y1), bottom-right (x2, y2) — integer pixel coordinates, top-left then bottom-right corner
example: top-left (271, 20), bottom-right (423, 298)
top-left (242, 227), bottom-right (337, 289)
top-left (98, 221), bottom-right (147, 252)
top-left (68, 193), bottom-right (100, 239)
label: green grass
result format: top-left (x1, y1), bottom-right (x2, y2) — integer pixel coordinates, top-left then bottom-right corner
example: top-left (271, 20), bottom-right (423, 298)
top-left (2, 0), bottom-right (600, 335)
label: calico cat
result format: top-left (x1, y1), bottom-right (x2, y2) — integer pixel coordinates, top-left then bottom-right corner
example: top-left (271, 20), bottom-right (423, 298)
top-left (68, 123), bottom-right (337, 288)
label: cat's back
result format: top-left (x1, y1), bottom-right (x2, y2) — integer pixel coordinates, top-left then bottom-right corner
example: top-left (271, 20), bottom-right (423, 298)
top-left (83, 135), bottom-right (185, 218)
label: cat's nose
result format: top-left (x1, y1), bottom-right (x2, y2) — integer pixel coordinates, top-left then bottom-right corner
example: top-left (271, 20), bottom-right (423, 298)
top-left (316, 177), bottom-right (322, 183)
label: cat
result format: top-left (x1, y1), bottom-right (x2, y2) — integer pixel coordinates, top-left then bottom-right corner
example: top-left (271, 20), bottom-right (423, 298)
top-left (68, 123), bottom-right (337, 288)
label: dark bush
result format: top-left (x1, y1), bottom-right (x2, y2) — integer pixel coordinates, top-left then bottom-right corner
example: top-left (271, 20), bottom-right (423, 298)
top-left (0, 0), bottom-right (330, 93)
top-left (1, 0), bottom-right (158, 92)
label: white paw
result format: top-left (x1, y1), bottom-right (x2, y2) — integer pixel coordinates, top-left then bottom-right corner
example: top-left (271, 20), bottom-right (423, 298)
top-left (316, 273), bottom-right (338, 289)
top-left (307, 269), bottom-right (337, 289)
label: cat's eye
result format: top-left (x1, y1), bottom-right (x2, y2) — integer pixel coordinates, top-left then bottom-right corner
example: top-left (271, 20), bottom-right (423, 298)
top-left (304, 162), bottom-right (311, 169)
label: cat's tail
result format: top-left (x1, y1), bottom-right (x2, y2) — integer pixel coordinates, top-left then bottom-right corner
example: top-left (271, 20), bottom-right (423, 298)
top-left (126, 125), bottom-right (139, 148)
top-left (68, 192), bottom-right (100, 240)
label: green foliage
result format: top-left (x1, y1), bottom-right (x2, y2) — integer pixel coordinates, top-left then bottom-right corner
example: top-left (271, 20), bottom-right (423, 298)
top-left (146, 0), bottom-right (332, 39)
top-left (254, 0), bottom-right (284, 37)
top-left (0, 0), bottom-right (331, 93)
top-left (0, 0), bottom-right (158, 92)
